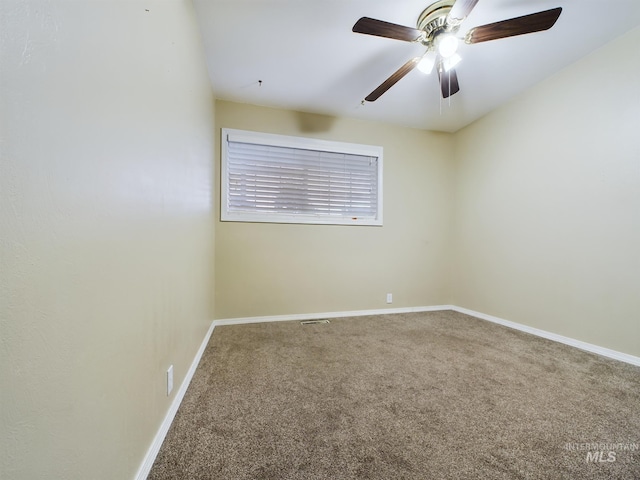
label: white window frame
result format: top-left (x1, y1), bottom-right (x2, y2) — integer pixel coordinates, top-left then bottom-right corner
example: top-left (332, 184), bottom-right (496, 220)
top-left (221, 128), bottom-right (383, 226)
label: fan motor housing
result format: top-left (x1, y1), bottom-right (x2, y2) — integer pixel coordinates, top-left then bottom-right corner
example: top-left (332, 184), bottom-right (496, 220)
top-left (416, 0), bottom-right (457, 46)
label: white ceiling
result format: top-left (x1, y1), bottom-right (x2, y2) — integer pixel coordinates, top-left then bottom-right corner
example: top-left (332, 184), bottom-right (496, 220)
top-left (193, 0), bottom-right (640, 133)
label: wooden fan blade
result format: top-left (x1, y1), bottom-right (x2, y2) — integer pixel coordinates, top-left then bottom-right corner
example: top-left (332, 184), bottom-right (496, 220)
top-left (365, 57), bottom-right (421, 102)
top-left (353, 17), bottom-right (424, 42)
top-left (466, 7), bottom-right (562, 44)
top-left (447, 0), bottom-right (480, 25)
top-left (437, 65), bottom-right (460, 98)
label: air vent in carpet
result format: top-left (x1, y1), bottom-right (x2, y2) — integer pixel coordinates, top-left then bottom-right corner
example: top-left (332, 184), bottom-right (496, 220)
top-left (300, 319), bottom-right (330, 325)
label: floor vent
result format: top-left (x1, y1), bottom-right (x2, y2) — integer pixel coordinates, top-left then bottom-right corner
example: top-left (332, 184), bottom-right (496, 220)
top-left (300, 319), bottom-right (330, 325)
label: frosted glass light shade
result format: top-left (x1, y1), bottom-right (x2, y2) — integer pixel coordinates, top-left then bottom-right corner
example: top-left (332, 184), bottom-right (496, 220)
top-left (442, 53), bottom-right (461, 72)
top-left (417, 52), bottom-right (436, 74)
top-left (438, 35), bottom-right (459, 58)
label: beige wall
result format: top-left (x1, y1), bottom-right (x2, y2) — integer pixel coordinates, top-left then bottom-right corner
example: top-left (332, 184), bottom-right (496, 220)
top-left (452, 26), bottom-right (640, 356)
top-left (214, 100), bottom-right (455, 319)
top-left (2, 1), bottom-right (638, 477)
top-left (0, 1), bottom-right (215, 479)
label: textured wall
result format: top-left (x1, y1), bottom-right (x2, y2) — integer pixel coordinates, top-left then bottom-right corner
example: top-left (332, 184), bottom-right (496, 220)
top-left (0, 1), bottom-right (215, 478)
top-left (452, 26), bottom-right (640, 357)
top-left (214, 101), bottom-right (455, 319)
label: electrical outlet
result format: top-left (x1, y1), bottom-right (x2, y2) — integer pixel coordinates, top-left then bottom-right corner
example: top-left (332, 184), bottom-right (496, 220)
top-left (386, 293), bottom-right (393, 304)
top-left (167, 365), bottom-right (173, 396)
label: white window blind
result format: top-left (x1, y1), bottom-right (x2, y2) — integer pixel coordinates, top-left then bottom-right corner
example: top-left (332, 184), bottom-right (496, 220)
top-left (221, 129), bottom-right (383, 225)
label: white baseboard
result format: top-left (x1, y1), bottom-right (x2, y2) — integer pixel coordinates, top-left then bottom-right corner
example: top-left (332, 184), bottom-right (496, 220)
top-left (134, 320), bottom-right (217, 480)
top-left (135, 304), bottom-right (639, 478)
top-left (212, 305), bottom-right (454, 326)
top-left (451, 306), bottom-right (640, 367)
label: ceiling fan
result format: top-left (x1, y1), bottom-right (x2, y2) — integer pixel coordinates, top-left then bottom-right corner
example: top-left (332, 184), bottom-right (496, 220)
top-left (352, 0), bottom-right (562, 101)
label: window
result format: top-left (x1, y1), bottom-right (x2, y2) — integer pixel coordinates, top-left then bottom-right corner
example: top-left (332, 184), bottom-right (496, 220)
top-left (221, 128), bottom-right (383, 226)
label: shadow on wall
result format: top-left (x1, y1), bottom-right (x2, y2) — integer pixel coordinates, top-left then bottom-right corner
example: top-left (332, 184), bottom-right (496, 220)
top-left (295, 111), bottom-right (337, 133)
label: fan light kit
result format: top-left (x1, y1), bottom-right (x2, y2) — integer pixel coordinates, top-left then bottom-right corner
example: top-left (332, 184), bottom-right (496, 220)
top-left (352, 0), bottom-right (562, 101)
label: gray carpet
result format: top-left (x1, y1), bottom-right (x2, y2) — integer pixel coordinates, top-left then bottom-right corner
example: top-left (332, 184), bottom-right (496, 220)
top-left (148, 310), bottom-right (640, 479)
